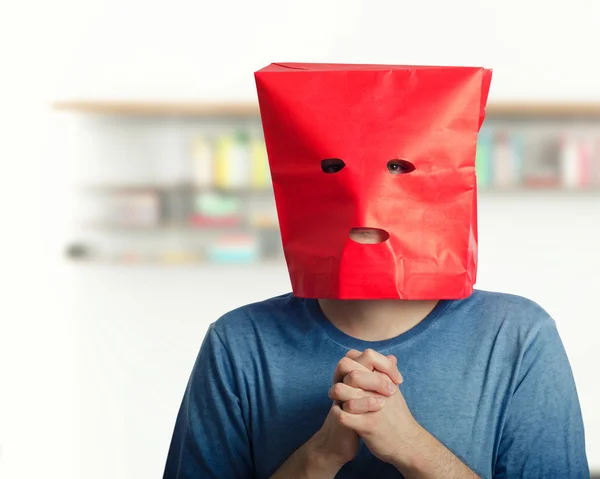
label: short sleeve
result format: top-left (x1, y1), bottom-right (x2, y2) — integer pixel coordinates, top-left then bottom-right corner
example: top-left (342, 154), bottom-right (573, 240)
top-left (494, 315), bottom-right (589, 478)
top-left (163, 325), bottom-right (254, 478)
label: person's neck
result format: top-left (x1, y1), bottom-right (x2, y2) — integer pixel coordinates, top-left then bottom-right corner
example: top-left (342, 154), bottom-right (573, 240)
top-left (317, 298), bottom-right (439, 342)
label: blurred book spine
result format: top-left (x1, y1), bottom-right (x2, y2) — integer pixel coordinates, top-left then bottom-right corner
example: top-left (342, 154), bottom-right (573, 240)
top-left (557, 133), bottom-right (600, 189)
top-left (476, 129), bottom-right (493, 188)
top-left (476, 129), bottom-right (524, 189)
top-left (191, 135), bottom-right (214, 187)
top-left (560, 134), bottom-right (581, 188)
top-left (250, 136), bottom-right (270, 189)
top-left (577, 138), bottom-right (593, 188)
top-left (509, 133), bottom-right (524, 186)
top-left (522, 134), bottom-right (560, 188)
top-left (215, 135), bottom-right (232, 188)
top-left (215, 131), bottom-right (251, 189)
top-left (492, 130), bottom-right (522, 188)
top-left (593, 137), bottom-right (600, 185)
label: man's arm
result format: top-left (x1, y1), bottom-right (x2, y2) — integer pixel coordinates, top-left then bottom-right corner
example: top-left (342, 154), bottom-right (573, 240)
top-left (390, 422), bottom-right (479, 478)
top-left (493, 314), bottom-right (589, 477)
top-left (163, 325), bottom-right (253, 479)
top-left (269, 429), bottom-right (344, 479)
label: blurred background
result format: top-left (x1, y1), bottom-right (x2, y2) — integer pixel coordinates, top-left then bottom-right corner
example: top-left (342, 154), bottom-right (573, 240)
top-left (1, 1), bottom-right (599, 478)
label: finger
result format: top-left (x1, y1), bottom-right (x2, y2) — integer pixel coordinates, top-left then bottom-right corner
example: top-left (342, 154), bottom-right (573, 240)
top-left (373, 368), bottom-right (403, 386)
top-left (343, 370), bottom-right (398, 396)
top-left (345, 349), bottom-right (362, 359)
top-left (330, 402), bottom-right (359, 432)
top-left (342, 396), bottom-right (386, 415)
top-left (330, 403), bottom-right (348, 423)
top-left (332, 356), bottom-right (371, 384)
top-left (337, 408), bottom-right (372, 433)
top-left (354, 349), bottom-right (403, 384)
top-left (382, 355), bottom-right (403, 384)
top-left (378, 364), bottom-right (403, 385)
top-left (328, 382), bottom-right (382, 402)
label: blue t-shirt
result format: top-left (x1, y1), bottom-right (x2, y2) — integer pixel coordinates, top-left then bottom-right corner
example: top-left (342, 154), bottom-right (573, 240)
top-left (163, 290), bottom-right (588, 478)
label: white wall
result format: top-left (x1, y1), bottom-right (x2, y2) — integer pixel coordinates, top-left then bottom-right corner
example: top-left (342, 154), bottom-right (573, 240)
top-left (53, 0), bottom-right (600, 102)
top-left (1, 1), bottom-right (599, 478)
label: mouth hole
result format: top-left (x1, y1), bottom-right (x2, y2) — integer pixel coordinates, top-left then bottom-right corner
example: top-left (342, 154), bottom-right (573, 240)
top-left (349, 227), bottom-right (390, 244)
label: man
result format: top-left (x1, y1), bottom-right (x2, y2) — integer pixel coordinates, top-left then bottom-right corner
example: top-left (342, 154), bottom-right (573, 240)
top-left (163, 63), bottom-right (589, 478)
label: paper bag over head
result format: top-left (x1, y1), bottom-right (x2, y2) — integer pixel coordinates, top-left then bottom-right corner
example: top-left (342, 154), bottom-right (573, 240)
top-left (255, 62), bottom-right (492, 299)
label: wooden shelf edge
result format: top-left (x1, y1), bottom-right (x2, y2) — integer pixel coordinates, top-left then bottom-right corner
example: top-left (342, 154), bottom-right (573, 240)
top-left (76, 183), bottom-right (600, 195)
top-left (52, 101), bottom-right (260, 117)
top-left (53, 100), bottom-right (600, 118)
top-left (66, 257), bottom-right (285, 267)
top-left (77, 222), bottom-right (280, 231)
top-left (78, 183), bottom-right (274, 195)
top-left (478, 187), bottom-right (600, 195)
top-left (486, 102), bottom-right (600, 118)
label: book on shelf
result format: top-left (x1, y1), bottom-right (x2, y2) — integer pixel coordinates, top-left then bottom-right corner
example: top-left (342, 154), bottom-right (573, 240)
top-left (476, 128), bottom-right (600, 190)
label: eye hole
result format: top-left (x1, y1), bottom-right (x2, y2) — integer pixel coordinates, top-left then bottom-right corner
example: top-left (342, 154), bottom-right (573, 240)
top-left (321, 158), bottom-right (346, 174)
top-left (387, 159), bottom-right (415, 175)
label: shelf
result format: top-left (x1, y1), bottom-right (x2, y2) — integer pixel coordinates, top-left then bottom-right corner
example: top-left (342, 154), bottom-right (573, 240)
top-left (53, 101), bottom-right (260, 117)
top-left (78, 183), bottom-right (600, 196)
top-left (485, 102), bottom-right (600, 119)
top-left (79, 221), bottom-right (279, 231)
top-left (53, 100), bottom-right (600, 119)
top-left (479, 187), bottom-right (600, 193)
top-left (67, 257), bottom-right (285, 267)
top-left (79, 183), bottom-right (274, 196)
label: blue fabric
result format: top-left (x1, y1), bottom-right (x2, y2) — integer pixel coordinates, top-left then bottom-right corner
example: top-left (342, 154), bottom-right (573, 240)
top-left (163, 290), bottom-right (589, 478)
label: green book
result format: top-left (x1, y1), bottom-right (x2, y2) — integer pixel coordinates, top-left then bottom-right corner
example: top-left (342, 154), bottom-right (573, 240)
top-left (476, 129), bottom-right (493, 188)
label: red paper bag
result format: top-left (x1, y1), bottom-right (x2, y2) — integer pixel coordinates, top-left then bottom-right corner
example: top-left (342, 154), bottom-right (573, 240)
top-left (255, 63), bottom-right (492, 299)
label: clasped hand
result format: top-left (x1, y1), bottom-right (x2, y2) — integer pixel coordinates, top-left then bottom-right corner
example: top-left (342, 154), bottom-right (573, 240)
top-left (313, 349), bottom-right (422, 469)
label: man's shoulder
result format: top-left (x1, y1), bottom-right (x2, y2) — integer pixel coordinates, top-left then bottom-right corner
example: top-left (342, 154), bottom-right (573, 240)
top-left (215, 291), bottom-right (297, 324)
top-left (209, 292), bottom-right (307, 348)
top-left (466, 289), bottom-right (555, 337)
top-left (470, 289), bottom-right (550, 315)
